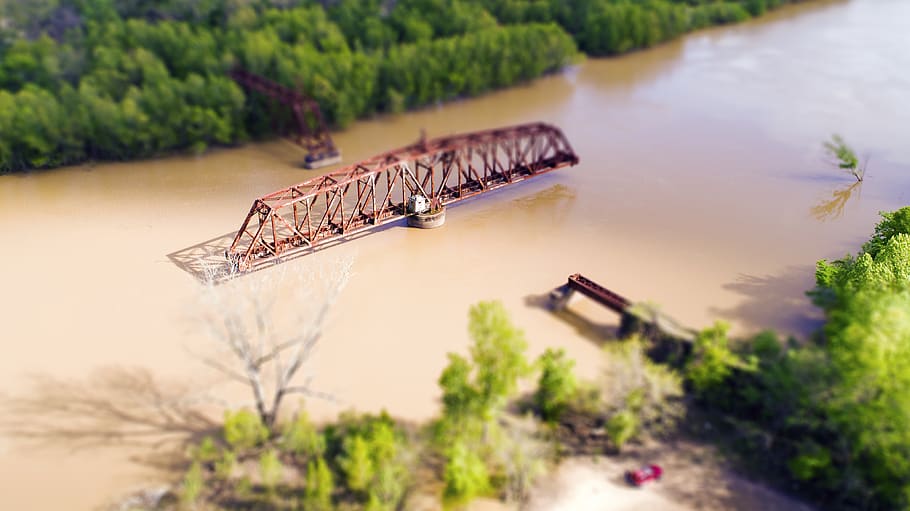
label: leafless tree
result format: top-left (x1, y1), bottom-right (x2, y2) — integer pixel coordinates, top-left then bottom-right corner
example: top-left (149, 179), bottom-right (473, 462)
top-left (197, 258), bottom-right (352, 428)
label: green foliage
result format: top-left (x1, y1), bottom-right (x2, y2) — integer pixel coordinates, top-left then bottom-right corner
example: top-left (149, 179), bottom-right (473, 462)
top-left (686, 321), bottom-right (739, 397)
top-left (259, 449), bottom-right (283, 491)
top-left (468, 300), bottom-right (532, 419)
top-left (824, 134), bottom-right (860, 170)
top-left (339, 435), bottom-right (374, 492)
top-left (223, 409), bottom-right (269, 451)
top-left (191, 436), bottom-right (220, 464)
top-left (0, 1), bottom-right (583, 173)
top-left (863, 207), bottom-right (910, 258)
top-left (0, 0), bottom-right (791, 173)
top-left (214, 449), bottom-right (236, 481)
top-left (332, 413), bottom-right (411, 510)
top-left (698, 208), bottom-right (910, 510)
top-left (443, 440), bottom-right (490, 500)
top-left (534, 348), bottom-right (577, 422)
top-left (787, 442), bottom-right (832, 482)
top-left (303, 457), bottom-right (334, 511)
top-left (180, 461), bottom-right (204, 509)
top-left (281, 411), bottom-right (326, 459)
top-left (606, 409), bottom-right (639, 451)
top-left (438, 300), bottom-right (531, 432)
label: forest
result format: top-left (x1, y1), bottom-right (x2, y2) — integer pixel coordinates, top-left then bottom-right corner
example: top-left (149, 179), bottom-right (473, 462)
top-left (0, 0), bottom-right (802, 173)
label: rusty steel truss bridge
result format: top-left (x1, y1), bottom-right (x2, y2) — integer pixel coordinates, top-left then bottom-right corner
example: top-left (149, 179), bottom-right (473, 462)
top-left (226, 122), bottom-right (579, 271)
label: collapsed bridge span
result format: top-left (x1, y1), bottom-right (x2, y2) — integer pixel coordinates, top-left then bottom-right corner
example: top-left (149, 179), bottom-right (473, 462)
top-left (227, 122), bottom-right (579, 271)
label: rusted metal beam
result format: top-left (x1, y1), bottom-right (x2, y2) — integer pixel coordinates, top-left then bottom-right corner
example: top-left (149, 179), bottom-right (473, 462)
top-left (228, 68), bottom-right (338, 163)
top-left (566, 273), bottom-right (631, 314)
top-left (227, 122), bottom-right (579, 271)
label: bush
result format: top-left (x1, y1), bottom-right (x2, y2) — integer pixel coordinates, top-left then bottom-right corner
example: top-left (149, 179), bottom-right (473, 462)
top-left (259, 449), bottom-right (283, 491)
top-left (606, 409), bottom-right (639, 452)
top-left (333, 414), bottom-right (411, 510)
top-left (281, 411), bottom-right (326, 459)
top-left (303, 457), bottom-right (334, 511)
top-left (180, 461), bottom-right (204, 509)
top-left (223, 409), bottom-right (269, 451)
top-left (339, 435), bottom-right (374, 492)
top-left (686, 321), bottom-right (739, 398)
top-left (191, 436), bottom-right (219, 464)
top-left (534, 348), bottom-right (577, 423)
top-left (444, 441), bottom-right (490, 500)
top-left (214, 449), bottom-right (236, 481)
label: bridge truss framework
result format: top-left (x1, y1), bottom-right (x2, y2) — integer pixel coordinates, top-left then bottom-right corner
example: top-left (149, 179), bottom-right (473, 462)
top-left (227, 122), bottom-right (579, 271)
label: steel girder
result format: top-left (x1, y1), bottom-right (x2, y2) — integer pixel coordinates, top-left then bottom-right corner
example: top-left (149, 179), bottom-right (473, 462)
top-left (227, 122), bottom-right (579, 271)
top-left (228, 68), bottom-right (336, 155)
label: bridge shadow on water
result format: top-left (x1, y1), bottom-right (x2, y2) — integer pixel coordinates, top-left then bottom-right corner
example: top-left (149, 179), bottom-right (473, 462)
top-left (167, 182), bottom-right (576, 284)
top-left (166, 220), bottom-right (407, 284)
top-left (524, 293), bottom-right (621, 346)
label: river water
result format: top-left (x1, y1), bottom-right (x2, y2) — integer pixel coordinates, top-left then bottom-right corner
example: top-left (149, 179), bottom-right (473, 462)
top-left (2, 1), bottom-right (909, 508)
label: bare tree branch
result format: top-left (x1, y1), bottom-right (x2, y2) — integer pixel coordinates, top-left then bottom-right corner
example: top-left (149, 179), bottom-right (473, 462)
top-left (194, 257), bottom-right (352, 427)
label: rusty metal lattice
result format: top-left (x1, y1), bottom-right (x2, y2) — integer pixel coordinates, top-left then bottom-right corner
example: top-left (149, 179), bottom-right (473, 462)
top-left (228, 68), bottom-right (337, 158)
top-left (227, 122), bottom-right (579, 271)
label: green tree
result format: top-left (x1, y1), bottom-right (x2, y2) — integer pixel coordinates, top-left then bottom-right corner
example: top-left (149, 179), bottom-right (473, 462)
top-left (534, 348), bottom-right (577, 422)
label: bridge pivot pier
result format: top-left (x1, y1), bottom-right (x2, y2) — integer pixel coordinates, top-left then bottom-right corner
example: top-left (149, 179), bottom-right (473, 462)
top-left (407, 207), bottom-right (446, 229)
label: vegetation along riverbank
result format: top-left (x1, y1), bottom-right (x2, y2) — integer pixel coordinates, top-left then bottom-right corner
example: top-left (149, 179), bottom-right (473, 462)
top-left (114, 207), bottom-right (910, 511)
top-left (0, 0), bottom-right (807, 173)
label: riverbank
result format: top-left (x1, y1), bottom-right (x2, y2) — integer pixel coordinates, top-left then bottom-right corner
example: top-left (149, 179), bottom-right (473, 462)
top-left (1, 1), bottom-right (908, 508)
top-left (0, 0), bottom-right (812, 174)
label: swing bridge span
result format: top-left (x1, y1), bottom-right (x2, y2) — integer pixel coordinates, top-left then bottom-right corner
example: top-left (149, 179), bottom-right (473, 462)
top-left (226, 122), bottom-right (579, 272)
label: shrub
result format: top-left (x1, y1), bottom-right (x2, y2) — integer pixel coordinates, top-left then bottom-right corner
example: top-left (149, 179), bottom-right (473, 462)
top-left (332, 414), bottom-right (412, 509)
top-left (303, 457), bottom-right (334, 511)
top-left (214, 449), bottom-right (236, 481)
top-left (191, 436), bottom-right (219, 464)
top-left (259, 449), bottom-right (283, 491)
top-left (686, 321), bottom-right (739, 397)
top-left (444, 441), bottom-right (490, 500)
top-left (534, 348), bottom-right (577, 423)
top-left (223, 409), bottom-right (269, 451)
top-left (339, 435), bottom-right (374, 492)
top-left (281, 411), bottom-right (326, 459)
top-left (180, 461), bottom-right (204, 509)
top-left (606, 409), bottom-right (639, 452)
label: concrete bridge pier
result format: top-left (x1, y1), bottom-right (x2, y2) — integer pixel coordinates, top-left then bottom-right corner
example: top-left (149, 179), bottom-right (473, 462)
top-left (407, 207), bottom-right (446, 229)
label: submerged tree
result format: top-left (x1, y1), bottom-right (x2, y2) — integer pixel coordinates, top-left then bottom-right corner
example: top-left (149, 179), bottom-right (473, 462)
top-left (823, 134), bottom-right (866, 182)
top-left (198, 259), bottom-right (352, 428)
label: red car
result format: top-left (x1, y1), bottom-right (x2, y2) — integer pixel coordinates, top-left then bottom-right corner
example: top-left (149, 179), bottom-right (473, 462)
top-left (625, 464), bottom-right (663, 486)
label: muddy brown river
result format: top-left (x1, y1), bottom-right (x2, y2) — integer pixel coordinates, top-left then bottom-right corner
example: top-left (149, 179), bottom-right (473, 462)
top-left (2, 1), bottom-right (909, 508)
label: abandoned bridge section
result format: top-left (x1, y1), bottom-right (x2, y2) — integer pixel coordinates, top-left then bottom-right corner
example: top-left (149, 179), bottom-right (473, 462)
top-left (227, 122), bottom-right (579, 271)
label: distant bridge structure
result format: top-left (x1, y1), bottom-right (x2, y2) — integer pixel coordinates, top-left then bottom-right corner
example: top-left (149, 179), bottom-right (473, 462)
top-left (226, 122), bottom-right (579, 271)
top-left (228, 68), bottom-right (340, 168)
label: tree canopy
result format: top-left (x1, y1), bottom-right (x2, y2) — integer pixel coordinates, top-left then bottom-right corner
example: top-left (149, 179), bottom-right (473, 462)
top-left (0, 0), bottom-right (802, 173)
